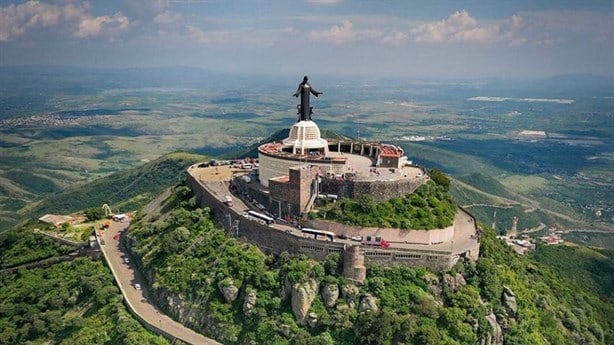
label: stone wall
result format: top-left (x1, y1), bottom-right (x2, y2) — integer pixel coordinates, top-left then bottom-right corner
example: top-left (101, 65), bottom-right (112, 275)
top-left (187, 171), bottom-right (466, 272)
top-left (304, 218), bottom-right (454, 245)
top-left (188, 173), bottom-right (346, 257)
top-left (258, 151), bottom-right (344, 188)
top-left (319, 177), bottom-right (424, 201)
top-left (361, 247), bottom-right (455, 271)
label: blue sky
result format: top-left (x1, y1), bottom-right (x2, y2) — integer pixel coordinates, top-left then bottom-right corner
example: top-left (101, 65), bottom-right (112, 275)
top-left (0, 0), bottom-right (612, 78)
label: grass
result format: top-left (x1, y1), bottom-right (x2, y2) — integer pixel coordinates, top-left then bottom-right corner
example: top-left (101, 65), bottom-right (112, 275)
top-left (499, 174), bottom-right (550, 194)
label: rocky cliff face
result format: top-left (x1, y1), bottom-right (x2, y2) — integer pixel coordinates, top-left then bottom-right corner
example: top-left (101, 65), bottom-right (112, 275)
top-left (480, 312), bottom-right (504, 345)
top-left (442, 272), bottom-right (466, 292)
top-left (341, 283), bottom-right (360, 309)
top-left (321, 283), bottom-right (339, 308)
top-left (243, 289), bottom-right (257, 316)
top-left (291, 279), bottom-right (320, 324)
top-left (359, 293), bottom-right (379, 313)
top-left (217, 279), bottom-right (239, 303)
top-left (502, 286), bottom-right (518, 319)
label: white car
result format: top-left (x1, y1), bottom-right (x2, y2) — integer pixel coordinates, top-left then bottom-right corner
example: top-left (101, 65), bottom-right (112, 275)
top-left (134, 283), bottom-right (142, 290)
top-left (351, 235), bottom-right (362, 242)
top-left (123, 257), bottom-right (130, 264)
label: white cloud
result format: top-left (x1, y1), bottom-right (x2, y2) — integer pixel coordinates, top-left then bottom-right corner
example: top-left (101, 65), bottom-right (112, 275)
top-left (410, 10), bottom-right (508, 43)
top-left (381, 30), bottom-right (408, 45)
top-left (0, 1), bottom-right (62, 41)
top-left (308, 19), bottom-right (359, 44)
top-left (0, 1), bottom-right (129, 42)
top-left (74, 12), bottom-right (129, 38)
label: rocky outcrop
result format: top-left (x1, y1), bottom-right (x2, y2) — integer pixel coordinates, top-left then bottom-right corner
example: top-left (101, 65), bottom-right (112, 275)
top-left (279, 276), bottom-right (293, 300)
top-left (442, 273), bottom-right (466, 293)
top-left (291, 279), bottom-right (320, 324)
top-left (243, 289), bottom-right (257, 316)
top-left (321, 283), bottom-right (339, 308)
top-left (307, 312), bottom-right (318, 328)
top-left (502, 286), bottom-right (517, 318)
top-left (480, 312), bottom-right (504, 345)
top-left (359, 293), bottom-right (379, 313)
top-left (423, 273), bottom-right (443, 305)
top-left (341, 284), bottom-right (360, 309)
top-left (161, 291), bottom-right (187, 321)
top-left (217, 279), bottom-right (239, 303)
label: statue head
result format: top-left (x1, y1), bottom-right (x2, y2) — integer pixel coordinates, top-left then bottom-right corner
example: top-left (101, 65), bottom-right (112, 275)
top-left (303, 76), bottom-right (308, 83)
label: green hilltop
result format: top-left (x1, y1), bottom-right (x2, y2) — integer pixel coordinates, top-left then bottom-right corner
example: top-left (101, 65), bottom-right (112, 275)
top-left (119, 182), bottom-right (613, 344)
top-left (0, 149), bottom-right (611, 344)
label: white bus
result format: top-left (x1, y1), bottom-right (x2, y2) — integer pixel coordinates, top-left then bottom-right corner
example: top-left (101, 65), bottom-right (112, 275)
top-left (301, 228), bottom-right (335, 242)
top-left (247, 210), bottom-right (274, 225)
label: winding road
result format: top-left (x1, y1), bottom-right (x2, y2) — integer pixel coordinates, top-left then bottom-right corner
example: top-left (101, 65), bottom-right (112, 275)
top-left (99, 219), bottom-right (221, 345)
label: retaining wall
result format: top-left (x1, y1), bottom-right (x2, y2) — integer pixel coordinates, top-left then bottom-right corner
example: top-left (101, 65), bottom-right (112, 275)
top-left (303, 219), bottom-right (454, 245)
top-left (187, 171), bottom-right (465, 271)
top-left (319, 177), bottom-right (424, 201)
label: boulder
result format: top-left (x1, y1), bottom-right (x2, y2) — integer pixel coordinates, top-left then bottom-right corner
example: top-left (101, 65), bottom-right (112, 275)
top-left (423, 273), bottom-right (443, 305)
top-left (291, 279), bottom-right (320, 324)
top-left (341, 284), bottom-right (360, 309)
top-left (307, 312), bottom-right (318, 328)
top-left (359, 293), bottom-right (379, 313)
top-left (217, 279), bottom-right (239, 303)
top-left (442, 273), bottom-right (466, 293)
top-left (243, 289), bottom-right (257, 316)
top-left (480, 312), bottom-right (503, 345)
top-left (321, 283), bottom-right (339, 308)
top-left (279, 276), bottom-right (293, 300)
top-left (502, 286), bottom-right (518, 318)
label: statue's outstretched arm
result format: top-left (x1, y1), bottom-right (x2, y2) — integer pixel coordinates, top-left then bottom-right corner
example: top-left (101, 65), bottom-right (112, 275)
top-left (293, 85), bottom-right (301, 97)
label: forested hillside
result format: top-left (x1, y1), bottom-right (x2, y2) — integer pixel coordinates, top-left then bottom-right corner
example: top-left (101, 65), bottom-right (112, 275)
top-left (126, 183), bottom-right (613, 345)
top-left (0, 227), bottom-right (168, 345)
top-left (1, 152), bottom-right (206, 232)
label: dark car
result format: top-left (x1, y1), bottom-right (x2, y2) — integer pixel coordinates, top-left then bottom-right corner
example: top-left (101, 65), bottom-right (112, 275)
top-left (337, 233), bottom-right (349, 239)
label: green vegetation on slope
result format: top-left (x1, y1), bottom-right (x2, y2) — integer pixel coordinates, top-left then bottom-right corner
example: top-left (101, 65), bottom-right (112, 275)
top-left (313, 181), bottom-right (456, 229)
top-left (4, 152), bottom-right (206, 232)
top-left (471, 226), bottom-right (613, 344)
top-left (129, 183), bottom-right (613, 344)
top-left (0, 258), bottom-right (168, 345)
top-left (529, 245), bottom-right (614, 297)
top-left (457, 173), bottom-right (516, 200)
top-left (0, 225), bottom-right (73, 269)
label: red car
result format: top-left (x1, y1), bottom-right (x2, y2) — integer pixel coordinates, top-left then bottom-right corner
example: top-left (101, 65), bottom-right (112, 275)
top-left (362, 236), bottom-right (391, 248)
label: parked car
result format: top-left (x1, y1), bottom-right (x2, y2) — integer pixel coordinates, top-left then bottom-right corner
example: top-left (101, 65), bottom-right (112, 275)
top-left (123, 257), bottom-right (130, 264)
top-left (134, 283), bottom-right (142, 290)
top-left (351, 235), bottom-right (362, 242)
top-left (337, 233), bottom-right (349, 239)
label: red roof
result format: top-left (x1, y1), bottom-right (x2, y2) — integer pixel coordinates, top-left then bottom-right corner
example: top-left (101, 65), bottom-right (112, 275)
top-left (379, 145), bottom-right (403, 158)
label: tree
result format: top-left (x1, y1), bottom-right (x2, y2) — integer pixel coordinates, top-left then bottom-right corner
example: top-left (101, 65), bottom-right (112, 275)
top-left (353, 310), bottom-right (399, 345)
top-left (84, 207), bottom-right (106, 221)
top-left (429, 168), bottom-right (450, 190)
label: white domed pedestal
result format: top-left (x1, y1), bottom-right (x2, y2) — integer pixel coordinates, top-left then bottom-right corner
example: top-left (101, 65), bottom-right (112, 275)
top-left (282, 120), bottom-right (328, 155)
